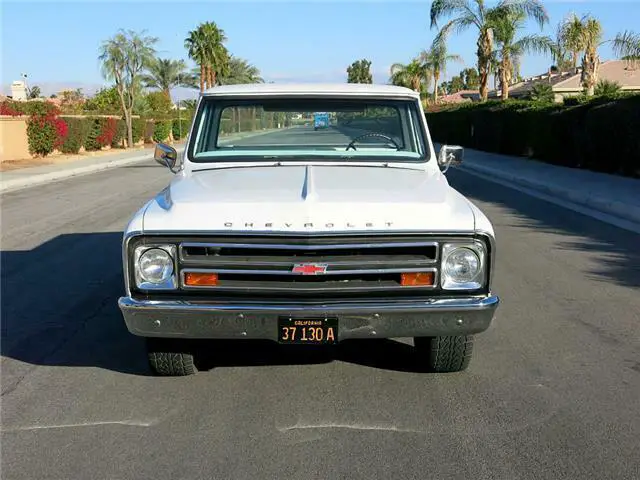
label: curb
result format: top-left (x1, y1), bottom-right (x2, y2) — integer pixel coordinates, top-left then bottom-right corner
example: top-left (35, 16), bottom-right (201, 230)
top-left (460, 162), bottom-right (640, 226)
top-left (1, 147), bottom-right (184, 195)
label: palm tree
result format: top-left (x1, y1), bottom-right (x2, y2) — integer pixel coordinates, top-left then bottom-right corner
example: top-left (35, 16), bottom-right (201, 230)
top-left (613, 30), bottom-right (640, 63)
top-left (430, 0), bottom-right (548, 102)
top-left (389, 60), bottom-right (431, 93)
top-left (420, 36), bottom-right (462, 103)
top-left (529, 83), bottom-right (554, 103)
top-left (559, 13), bottom-right (585, 73)
top-left (185, 21), bottom-right (230, 92)
top-left (578, 17), bottom-right (603, 96)
top-left (184, 28), bottom-right (207, 92)
top-left (492, 10), bottom-right (554, 99)
top-left (140, 58), bottom-right (192, 100)
top-left (218, 57), bottom-right (264, 85)
top-left (594, 79), bottom-right (622, 97)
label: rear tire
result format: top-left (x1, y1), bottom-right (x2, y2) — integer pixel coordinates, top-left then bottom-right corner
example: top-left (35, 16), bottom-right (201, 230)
top-left (146, 338), bottom-right (198, 376)
top-left (414, 335), bottom-right (474, 373)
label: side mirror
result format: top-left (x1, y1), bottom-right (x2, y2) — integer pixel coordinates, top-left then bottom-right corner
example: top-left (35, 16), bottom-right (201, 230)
top-left (154, 143), bottom-right (179, 173)
top-left (437, 145), bottom-right (464, 172)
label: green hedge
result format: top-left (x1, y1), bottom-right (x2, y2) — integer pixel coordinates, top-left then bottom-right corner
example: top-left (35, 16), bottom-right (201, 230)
top-left (131, 119), bottom-right (145, 143)
top-left (153, 120), bottom-right (172, 143)
top-left (172, 118), bottom-right (190, 140)
top-left (425, 95), bottom-right (640, 178)
top-left (60, 117), bottom-right (89, 154)
top-left (112, 119), bottom-right (126, 148)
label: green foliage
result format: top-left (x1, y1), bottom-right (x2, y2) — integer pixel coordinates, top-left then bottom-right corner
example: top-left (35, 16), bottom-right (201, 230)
top-left (152, 120), bottom-right (172, 142)
top-left (27, 117), bottom-right (58, 156)
top-left (347, 59), bottom-right (373, 84)
top-left (172, 118), bottom-right (190, 139)
top-left (529, 83), bottom-right (555, 103)
top-left (426, 94), bottom-right (640, 177)
top-left (84, 118), bottom-right (104, 151)
top-left (144, 120), bottom-right (155, 143)
top-left (28, 85), bottom-right (42, 99)
top-left (594, 79), bottom-right (622, 97)
top-left (1, 100), bottom-right (60, 116)
top-left (112, 119), bottom-right (126, 148)
top-left (60, 117), bottom-right (89, 154)
top-left (132, 118), bottom-right (145, 143)
top-left (84, 86), bottom-right (121, 113)
top-left (145, 91), bottom-right (173, 113)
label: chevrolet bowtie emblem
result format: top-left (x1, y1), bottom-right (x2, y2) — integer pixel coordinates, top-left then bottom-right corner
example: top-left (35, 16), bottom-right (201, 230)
top-left (291, 263), bottom-right (328, 275)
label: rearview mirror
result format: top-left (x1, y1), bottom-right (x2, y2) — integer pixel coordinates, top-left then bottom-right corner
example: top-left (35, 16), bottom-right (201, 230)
top-left (154, 143), bottom-right (179, 173)
top-left (437, 145), bottom-right (464, 172)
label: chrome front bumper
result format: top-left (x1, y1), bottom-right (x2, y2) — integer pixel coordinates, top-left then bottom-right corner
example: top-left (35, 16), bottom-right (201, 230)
top-left (118, 296), bottom-right (499, 340)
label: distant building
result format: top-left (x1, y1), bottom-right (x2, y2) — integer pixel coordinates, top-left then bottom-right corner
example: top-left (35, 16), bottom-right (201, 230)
top-left (488, 60), bottom-right (640, 102)
top-left (11, 81), bottom-right (27, 101)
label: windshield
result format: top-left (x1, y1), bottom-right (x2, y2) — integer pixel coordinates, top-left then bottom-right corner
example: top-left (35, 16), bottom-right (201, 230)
top-left (188, 97), bottom-right (429, 163)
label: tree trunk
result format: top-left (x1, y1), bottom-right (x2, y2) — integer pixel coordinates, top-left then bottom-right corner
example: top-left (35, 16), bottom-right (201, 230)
top-left (572, 51), bottom-right (579, 73)
top-left (477, 30), bottom-right (492, 102)
top-left (433, 71), bottom-right (440, 104)
top-left (125, 111), bottom-right (133, 149)
top-left (501, 59), bottom-right (509, 100)
top-left (581, 49), bottom-right (599, 96)
top-left (211, 69), bottom-right (217, 88)
top-left (200, 64), bottom-right (205, 92)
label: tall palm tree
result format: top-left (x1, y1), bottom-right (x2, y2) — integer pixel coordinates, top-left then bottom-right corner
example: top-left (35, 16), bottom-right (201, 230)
top-left (140, 58), bottom-right (192, 100)
top-left (492, 10), bottom-right (554, 99)
top-left (184, 28), bottom-right (207, 92)
top-left (389, 60), bottom-right (431, 93)
top-left (430, 0), bottom-right (548, 102)
top-left (420, 36), bottom-right (462, 103)
top-left (200, 21), bottom-right (230, 87)
top-left (559, 13), bottom-right (585, 73)
top-left (578, 17), bottom-right (603, 96)
top-left (185, 21), bottom-right (230, 92)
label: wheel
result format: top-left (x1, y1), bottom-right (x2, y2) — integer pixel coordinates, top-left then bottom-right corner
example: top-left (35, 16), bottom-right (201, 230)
top-left (414, 335), bottom-right (474, 373)
top-left (146, 338), bottom-right (198, 376)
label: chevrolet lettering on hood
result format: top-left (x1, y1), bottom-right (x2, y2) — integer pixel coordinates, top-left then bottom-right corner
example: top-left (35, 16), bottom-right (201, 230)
top-left (222, 221), bottom-right (394, 229)
top-left (118, 82), bottom-right (499, 377)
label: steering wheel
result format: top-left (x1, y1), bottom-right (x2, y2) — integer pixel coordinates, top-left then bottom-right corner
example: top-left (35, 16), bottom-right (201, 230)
top-left (346, 133), bottom-right (401, 151)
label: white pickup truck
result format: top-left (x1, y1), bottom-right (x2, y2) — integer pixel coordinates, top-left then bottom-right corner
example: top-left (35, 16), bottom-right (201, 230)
top-left (118, 83), bottom-right (499, 376)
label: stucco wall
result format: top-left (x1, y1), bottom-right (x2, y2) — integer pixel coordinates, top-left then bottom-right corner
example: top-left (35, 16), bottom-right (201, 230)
top-left (0, 117), bottom-right (30, 162)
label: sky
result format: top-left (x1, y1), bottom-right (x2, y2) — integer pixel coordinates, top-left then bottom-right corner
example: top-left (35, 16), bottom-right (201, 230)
top-left (2, 0), bottom-right (639, 101)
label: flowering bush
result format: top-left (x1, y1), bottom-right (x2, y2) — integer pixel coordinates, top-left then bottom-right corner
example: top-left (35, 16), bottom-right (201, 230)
top-left (0, 102), bottom-right (21, 116)
top-left (60, 117), bottom-right (89, 154)
top-left (97, 118), bottom-right (118, 147)
top-left (26, 109), bottom-right (68, 157)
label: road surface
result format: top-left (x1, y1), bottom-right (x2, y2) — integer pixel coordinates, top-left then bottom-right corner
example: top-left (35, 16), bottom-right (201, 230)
top-left (2, 130), bottom-right (639, 480)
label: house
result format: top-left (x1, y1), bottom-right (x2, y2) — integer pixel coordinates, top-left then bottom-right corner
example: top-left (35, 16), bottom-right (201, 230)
top-left (438, 90), bottom-right (476, 104)
top-left (489, 60), bottom-right (640, 102)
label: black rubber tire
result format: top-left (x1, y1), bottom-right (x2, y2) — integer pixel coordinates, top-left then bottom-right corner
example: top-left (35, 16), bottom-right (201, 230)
top-left (146, 338), bottom-right (198, 376)
top-left (414, 335), bottom-right (474, 373)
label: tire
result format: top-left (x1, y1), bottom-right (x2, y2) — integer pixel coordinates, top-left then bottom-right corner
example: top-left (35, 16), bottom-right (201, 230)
top-left (414, 335), bottom-right (474, 373)
top-left (146, 338), bottom-right (198, 376)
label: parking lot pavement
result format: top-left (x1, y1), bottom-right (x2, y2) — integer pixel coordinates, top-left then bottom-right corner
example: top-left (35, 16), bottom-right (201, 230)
top-left (1, 158), bottom-right (639, 479)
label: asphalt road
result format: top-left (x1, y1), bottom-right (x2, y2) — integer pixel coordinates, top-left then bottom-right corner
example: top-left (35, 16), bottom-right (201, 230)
top-left (2, 145), bottom-right (640, 479)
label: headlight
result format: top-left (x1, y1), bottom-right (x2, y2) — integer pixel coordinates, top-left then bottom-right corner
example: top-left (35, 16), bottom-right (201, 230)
top-left (441, 242), bottom-right (486, 290)
top-left (133, 245), bottom-right (177, 289)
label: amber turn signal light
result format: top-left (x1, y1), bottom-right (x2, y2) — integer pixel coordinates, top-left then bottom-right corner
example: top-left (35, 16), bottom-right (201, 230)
top-left (400, 272), bottom-right (435, 287)
top-left (184, 272), bottom-right (219, 286)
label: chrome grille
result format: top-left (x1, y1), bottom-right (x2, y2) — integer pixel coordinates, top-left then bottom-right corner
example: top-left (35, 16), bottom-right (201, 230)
top-left (177, 237), bottom-right (439, 294)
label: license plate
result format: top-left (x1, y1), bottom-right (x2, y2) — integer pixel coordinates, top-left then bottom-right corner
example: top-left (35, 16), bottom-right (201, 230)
top-left (277, 317), bottom-right (338, 344)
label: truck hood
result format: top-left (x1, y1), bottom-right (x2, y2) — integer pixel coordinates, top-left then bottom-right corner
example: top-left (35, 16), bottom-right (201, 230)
top-left (142, 164), bottom-right (476, 233)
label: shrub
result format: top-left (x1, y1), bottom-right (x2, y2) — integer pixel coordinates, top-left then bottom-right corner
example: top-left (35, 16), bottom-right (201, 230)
top-left (84, 118), bottom-right (103, 151)
top-left (26, 112), bottom-right (68, 157)
top-left (131, 118), bottom-right (145, 143)
top-left (0, 102), bottom-right (21, 116)
top-left (529, 83), bottom-right (555, 103)
top-left (153, 120), bottom-right (172, 143)
top-left (97, 118), bottom-right (118, 147)
top-left (111, 119), bottom-right (126, 148)
top-left (60, 117), bottom-right (88, 154)
top-left (594, 80), bottom-right (622, 97)
top-left (172, 118), bottom-right (190, 140)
